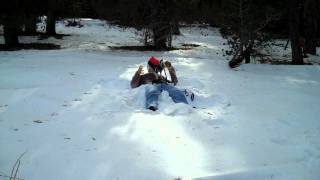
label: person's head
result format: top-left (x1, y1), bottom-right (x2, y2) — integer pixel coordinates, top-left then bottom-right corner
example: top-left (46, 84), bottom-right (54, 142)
top-left (148, 56), bottom-right (161, 73)
top-left (147, 65), bottom-right (155, 73)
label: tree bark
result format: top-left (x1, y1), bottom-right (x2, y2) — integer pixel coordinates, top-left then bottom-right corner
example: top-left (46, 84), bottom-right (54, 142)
top-left (172, 20), bottom-right (180, 35)
top-left (152, 23), bottom-right (171, 49)
top-left (3, 17), bottom-right (20, 47)
top-left (289, 0), bottom-right (304, 65)
top-left (46, 0), bottom-right (57, 35)
top-left (318, 17), bottom-right (320, 46)
top-left (46, 10), bottom-right (56, 35)
top-left (149, 0), bottom-right (173, 50)
top-left (244, 44), bottom-right (252, 64)
top-left (24, 16), bottom-right (38, 35)
top-left (304, 0), bottom-right (318, 55)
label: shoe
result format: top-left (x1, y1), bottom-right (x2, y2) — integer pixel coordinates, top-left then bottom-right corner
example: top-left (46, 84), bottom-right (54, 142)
top-left (148, 106), bottom-right (157, 111)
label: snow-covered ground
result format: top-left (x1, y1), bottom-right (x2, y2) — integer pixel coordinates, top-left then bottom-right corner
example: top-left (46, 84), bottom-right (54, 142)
top-left (0, 19), bottom-right (320, 180)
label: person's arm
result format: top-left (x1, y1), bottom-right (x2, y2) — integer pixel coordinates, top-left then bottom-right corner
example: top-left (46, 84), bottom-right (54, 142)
top-left (163, 60), bottom-right (178, 85)
top-left (168, 66), bottom-right (178, 85)
top-left (130, 65), bottom-right (143, 88)
top-left (158, 74), bottom-right (172, 83)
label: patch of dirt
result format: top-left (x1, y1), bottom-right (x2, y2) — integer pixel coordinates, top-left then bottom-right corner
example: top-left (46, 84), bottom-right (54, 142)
top-left (0, 43), bottom-right (61, 51)
top-left (258, 58), bottom-right (313, 65)
top-left (181, 43), bottom-right (200, 48)
top-left (109, 45), bottom-right (192, 51)
top-left (38, 33), bottom-right (71, 40)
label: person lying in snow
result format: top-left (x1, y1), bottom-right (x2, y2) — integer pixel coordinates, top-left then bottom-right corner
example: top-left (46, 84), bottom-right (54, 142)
top-left (131, 56), bottom-right (188, 111)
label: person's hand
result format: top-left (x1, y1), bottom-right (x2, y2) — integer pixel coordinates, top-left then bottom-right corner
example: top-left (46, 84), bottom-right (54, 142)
top-left (138, 65), bottom-right (144, 75)
top-left (164, 60), bottom-right (172, 68)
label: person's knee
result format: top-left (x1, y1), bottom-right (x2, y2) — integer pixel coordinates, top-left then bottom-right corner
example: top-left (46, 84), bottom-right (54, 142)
top-left (169, 89), bottom-right (183, 97)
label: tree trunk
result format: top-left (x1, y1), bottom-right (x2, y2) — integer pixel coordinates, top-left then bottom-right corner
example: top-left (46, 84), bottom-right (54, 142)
top-left (47, 0), bottom-right (57, 35)
top-left (244, 47), bottom-right (252, 64)
top-left (229, 55), bottom-right (243, 68)
top-left (24, 16), bottom-right (38, 35)
top-left (4, 18), bottom-right (20, 47)
top-left (152, 24), bottom-right (169, 49)
top-left (289, 0), bottom-right (304, 65)
top-left (318, 17), bottom-right (320, 46)
top-left (305, 24), bottom-right (317, 55)
top-left (172, 20), bottom-right (180, 35)
top-left (304, 0), bottom-right (318, 55)
top-left (149, 0), bottom-right (173, 50)
top-left (46, 10), bottom-right (56, 35)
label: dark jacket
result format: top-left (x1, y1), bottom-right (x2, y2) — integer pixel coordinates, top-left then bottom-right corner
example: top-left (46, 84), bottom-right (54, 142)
top-left (130, 67), bottom-right (178, 88)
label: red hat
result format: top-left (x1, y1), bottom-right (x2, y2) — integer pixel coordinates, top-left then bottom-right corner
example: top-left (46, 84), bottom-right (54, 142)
top-left (148, 56), bottom-right (160, 66)
top-left (148, 56), bottom-right (163, 72)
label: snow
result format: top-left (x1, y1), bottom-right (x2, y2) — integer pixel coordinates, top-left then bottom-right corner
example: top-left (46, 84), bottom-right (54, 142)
top-left (1, 19), bottom-right (320, 180)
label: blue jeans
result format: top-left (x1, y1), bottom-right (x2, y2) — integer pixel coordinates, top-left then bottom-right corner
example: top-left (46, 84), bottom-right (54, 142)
top-left (145, 83), bottom-right (188, 109)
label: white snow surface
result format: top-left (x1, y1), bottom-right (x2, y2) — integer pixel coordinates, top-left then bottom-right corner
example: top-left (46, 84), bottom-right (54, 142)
top-left (0, 19), bottom-right (320, 180)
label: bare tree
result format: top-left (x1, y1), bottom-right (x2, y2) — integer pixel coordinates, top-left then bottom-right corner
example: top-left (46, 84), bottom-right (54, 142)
top-left (289, 0), bottom-right (304, 64)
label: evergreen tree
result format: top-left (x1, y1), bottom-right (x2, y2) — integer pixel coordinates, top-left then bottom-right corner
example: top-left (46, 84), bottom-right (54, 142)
top-left (304, 0), bottom-right (319, 55)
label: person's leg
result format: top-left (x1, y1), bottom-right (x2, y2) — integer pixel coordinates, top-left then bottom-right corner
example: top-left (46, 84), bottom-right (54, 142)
top-left (162, 84), bottom-right (188, 104)
top-left (145, 84), bottom-right (161, 110)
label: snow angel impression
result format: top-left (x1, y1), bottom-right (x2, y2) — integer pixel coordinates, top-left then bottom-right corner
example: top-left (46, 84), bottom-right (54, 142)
top-left (130, 56), bottom-right (188, 111)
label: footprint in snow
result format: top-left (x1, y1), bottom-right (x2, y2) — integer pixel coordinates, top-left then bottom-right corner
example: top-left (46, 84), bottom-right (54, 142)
top-left (203, 118), bottom-right (226, 126)
top-left (10, 128), bottom-right (19, 131)
top-left (50, 112), bottom-right (59, 116)
top-left (0, 104), bottom-right (9, 113)
top-left (33, 120), bottom-right (44, 123)
top-left (270, 137), bottom-right (289, 145)
top-left (62, 103), bottom-right (72, 107)
top-left (224, 103), bottom-right (232, 109)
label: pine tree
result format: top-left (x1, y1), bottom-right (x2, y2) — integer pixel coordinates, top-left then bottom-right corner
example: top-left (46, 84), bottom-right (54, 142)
top-left (304, 0), bottom-right (319, 55)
